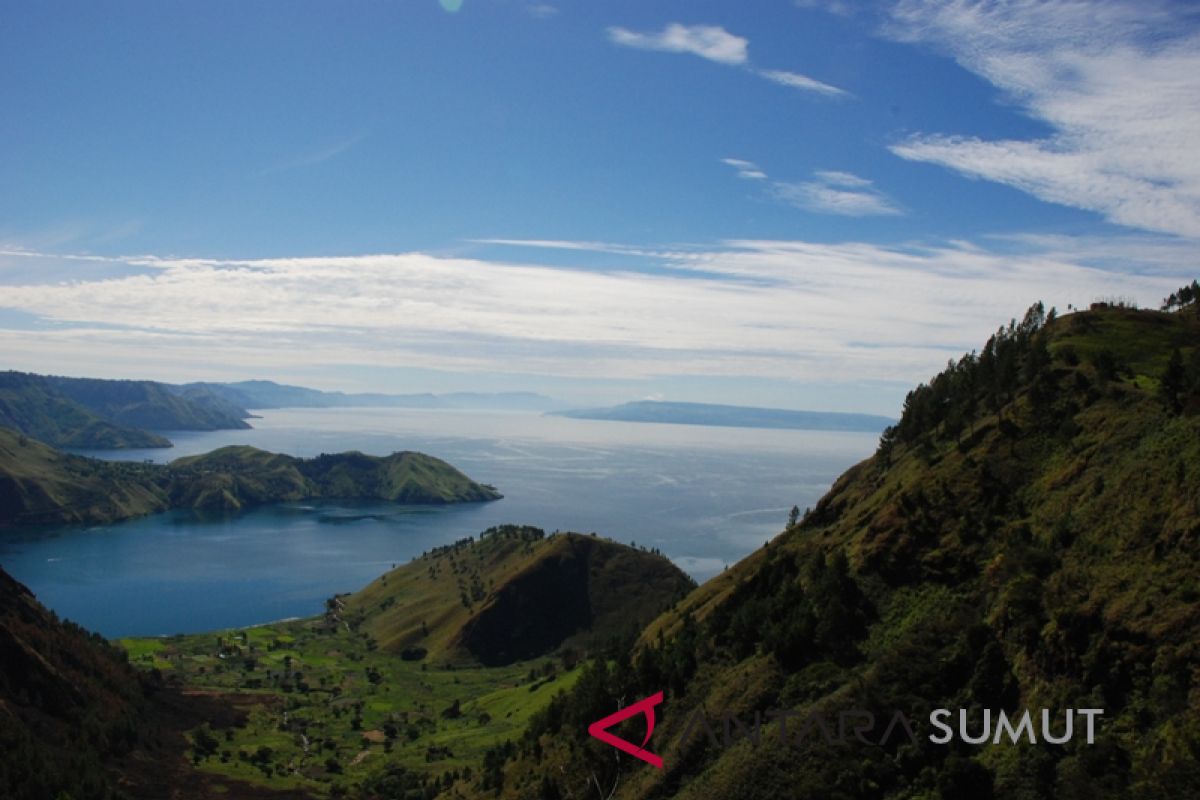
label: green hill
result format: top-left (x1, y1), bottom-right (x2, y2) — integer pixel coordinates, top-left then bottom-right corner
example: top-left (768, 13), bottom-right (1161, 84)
top-left (167, 446), bottom-right (502, 512)
top-left (0, 371), bottom-right (172, 449)
top-left (475, 302), bottom-right (1200, 800)
top-left (0, 428), bottom-right (172, 524)
top-left (0, 370), bottom-right (256, 449)
top-left (346, 525), bottom-right (696, 665)
top-left (43, 373), bottom-right (252, 431)
top-left (0, 433), bottom-right (501, 525)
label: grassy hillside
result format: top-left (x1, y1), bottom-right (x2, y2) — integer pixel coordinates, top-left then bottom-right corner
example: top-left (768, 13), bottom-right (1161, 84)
top-left (0, 427), bottom-right (171, 524)
top-left (168, 446), bottom-right (502, 512)
top-left (474, 303), bottom-right (1200, 800)
top-left (0, 370), bottom-right (256, 449)
top-left (0, 371), bottom-right (171, 448)
top-left (44, 373), bottom-right (252, 431)
top-left (347, 525), bottom-right (696, 665)
top-left (117, 527), bottom-right (693, 798)
top-left (0, 435), bottom-right (501, 525)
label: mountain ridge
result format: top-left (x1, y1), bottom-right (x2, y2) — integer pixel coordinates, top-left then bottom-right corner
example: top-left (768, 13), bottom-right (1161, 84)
top-left (472, 302), bottom-right (1200, 800)
top-left (0, 370), bottom-right (252, 450)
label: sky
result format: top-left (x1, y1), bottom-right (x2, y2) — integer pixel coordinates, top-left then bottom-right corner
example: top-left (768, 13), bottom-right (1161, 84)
top-left (2, 0), bottom-right (1199, 415)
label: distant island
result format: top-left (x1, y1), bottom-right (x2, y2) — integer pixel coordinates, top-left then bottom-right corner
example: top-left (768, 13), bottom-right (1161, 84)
top-left (0, 427), bottom-right (500, 526)
top-left (550, 400), bottom-right (894, 432)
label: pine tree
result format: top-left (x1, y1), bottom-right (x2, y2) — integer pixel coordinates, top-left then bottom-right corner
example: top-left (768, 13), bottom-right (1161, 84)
top-left (1161, 348), bottom-right (1186, 414)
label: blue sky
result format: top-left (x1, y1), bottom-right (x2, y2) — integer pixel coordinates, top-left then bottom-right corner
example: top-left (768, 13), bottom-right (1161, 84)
top-left (2, 1), bottom-right (1198, 414)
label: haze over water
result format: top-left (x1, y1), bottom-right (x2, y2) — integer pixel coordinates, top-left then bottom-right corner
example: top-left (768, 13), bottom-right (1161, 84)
top-left (0, 408), bottom-right (877, 637)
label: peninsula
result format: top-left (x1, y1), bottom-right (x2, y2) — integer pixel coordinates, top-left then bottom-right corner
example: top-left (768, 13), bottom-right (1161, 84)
top-left (0, 428), bottom-right (500, 526)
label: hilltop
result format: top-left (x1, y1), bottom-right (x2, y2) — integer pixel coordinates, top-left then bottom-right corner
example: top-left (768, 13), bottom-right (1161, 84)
top-left (346, 525), bottom-right (696, 665)
top-left (0, 432), bottom-right (500, 526)
top-left (475, 301), bottom-right (1200, 799)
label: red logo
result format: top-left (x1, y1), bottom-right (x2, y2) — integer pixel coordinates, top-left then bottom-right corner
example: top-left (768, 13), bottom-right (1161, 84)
top-left (587, 691), bottom-right (665, 769)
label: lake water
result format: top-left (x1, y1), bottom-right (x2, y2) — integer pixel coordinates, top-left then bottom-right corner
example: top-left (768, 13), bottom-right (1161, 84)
top-left (0, 408), bottom-right (879, 637)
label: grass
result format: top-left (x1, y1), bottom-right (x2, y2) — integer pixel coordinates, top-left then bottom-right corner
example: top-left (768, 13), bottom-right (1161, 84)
top-left (122, 617), bottom-right (582, 796)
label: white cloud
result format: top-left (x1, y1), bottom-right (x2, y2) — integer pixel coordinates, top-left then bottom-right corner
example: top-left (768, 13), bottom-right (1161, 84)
top-left (774, 170), bottom-right (902, 216)
top-left (526, 3), bottom-right (557, 19)
top-left (884, 0), bottom-right (1200, 238)
top-left (718, 163), bottom-right (895, 214)
top-left (607, 24), bottom-right (748, 65)
top-left (722, 158), bottom-right (768, 180)
top-left (758, 68), bottom-right (848, 97)
top-left (0, 238), bottom-right (1188, 390)
top-left (608, 23), bottom-right (847, 97)
top-left (814, 170), bottom-right (872, 188)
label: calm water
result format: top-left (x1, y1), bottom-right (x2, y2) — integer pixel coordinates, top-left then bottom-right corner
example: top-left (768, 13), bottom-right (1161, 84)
top-left (0, 408), bottom-right (878, 637)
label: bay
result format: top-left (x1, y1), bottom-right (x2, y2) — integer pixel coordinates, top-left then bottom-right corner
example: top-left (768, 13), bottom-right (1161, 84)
top-left (0, 408), bottom-right (879, 637)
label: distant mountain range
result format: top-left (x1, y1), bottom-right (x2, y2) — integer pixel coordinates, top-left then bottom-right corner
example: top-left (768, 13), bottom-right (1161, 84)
top-left (0, 371), bottom-right (250, 449)
top-left (184, 379), bottom-right (557, 411)
top-left (0, 372), bottom-right (558, 450)
top-left (2, 372), bottom-right (891, 447)
top-left (551, 399), bottom-right (895, 432)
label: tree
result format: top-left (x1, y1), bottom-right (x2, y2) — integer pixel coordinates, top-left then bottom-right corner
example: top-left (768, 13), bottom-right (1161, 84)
top-left (1161, 279), bottom-right (1199, 312)
top-left (787, 505), bottom-right (800, 528)
top-left (1161, 348), bottom-right (1186, 414)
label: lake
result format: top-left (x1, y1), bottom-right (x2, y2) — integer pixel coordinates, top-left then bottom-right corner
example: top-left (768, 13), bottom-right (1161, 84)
top-left (0, 408), bottom-right (879, 637)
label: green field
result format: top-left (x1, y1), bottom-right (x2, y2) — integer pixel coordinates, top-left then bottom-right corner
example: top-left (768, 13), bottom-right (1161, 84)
top-left (122, 617), bottom-right (581, 796)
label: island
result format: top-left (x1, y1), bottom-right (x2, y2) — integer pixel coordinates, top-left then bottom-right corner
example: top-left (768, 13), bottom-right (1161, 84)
top-left (551, 399), bottom-right (894, 432)
top-left (0, 427), bottom-right (501, 526)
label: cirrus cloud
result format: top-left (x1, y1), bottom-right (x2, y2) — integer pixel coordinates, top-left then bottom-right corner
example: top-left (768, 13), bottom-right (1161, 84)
top-left (884, 0), bottom-right (1200, 238)
top-left (774, 170), bottom-right (903, 216)
top-left (757, 68), bottom-right (847, 97)
top-left (608, 22), bottom-right (847, 98)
